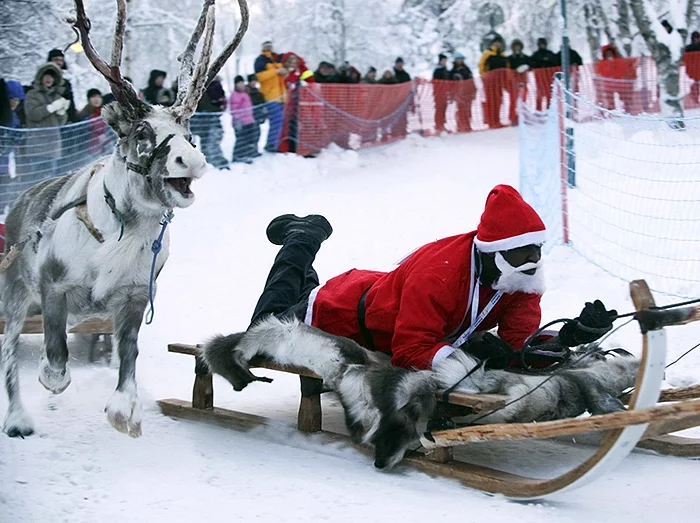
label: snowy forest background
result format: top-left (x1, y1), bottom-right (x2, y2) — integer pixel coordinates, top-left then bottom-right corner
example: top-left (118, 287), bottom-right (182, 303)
top-left (1, 0), bottom-right (699, 99)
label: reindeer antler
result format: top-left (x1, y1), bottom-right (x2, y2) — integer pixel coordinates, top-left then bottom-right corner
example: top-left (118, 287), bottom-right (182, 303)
top-left (206, 0), bottom-right (250, 86)
top-left (69, 0), bottom-right (145, 118)
top-left (172, 0), bottom-right (250, 121)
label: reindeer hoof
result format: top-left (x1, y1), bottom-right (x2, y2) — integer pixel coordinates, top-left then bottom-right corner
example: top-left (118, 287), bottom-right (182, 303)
top-left (38, 357), bottom-right (72, 394)
top-left (3, 409), bottom-right (35, 438)
top-left (105, 389), bottom-right (142, 437)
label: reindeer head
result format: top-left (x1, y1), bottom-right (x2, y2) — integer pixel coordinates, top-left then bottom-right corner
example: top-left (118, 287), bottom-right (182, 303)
top-left (69, 0), bottom-right (249, 210)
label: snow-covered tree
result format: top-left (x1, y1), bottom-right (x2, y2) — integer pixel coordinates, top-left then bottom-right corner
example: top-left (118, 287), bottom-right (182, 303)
top-left (629, 0), bottom-right (691, 121)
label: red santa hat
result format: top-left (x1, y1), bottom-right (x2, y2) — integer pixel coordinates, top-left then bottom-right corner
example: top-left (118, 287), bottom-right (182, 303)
top-left (474, 185), bottom-right (546, 253)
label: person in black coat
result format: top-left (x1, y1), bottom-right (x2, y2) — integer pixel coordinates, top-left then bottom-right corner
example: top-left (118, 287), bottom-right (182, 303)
top-left (448, 53), bottom-right (475, 132)
top-left (531, 38), bottom-right (557, 111)
top-left (393, 57), bottom-right (411, 83)
top-left (508, 39), bottom-right (530, 125)
top-left (432, 54), bottom-right (449, 133)
top-left (433, 54), bottom-right (449, 80)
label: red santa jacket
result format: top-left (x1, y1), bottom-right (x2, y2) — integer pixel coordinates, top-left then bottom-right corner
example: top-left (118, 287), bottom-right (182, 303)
top-left (307, 232), bottom-right (542, 370)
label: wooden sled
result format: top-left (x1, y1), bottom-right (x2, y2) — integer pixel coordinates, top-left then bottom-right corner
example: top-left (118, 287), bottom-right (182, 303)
top-left (158, 280), bottom-right (700, 499)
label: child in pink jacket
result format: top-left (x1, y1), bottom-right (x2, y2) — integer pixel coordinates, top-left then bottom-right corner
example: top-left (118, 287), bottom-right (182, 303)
top-left (229, 75), bottom-right (258, 163)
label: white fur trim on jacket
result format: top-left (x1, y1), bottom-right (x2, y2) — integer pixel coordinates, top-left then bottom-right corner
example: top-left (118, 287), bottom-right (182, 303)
top-left (304, 285), bottom-right (322, 325)
top-left (473, 229), bottom-right (547, 253)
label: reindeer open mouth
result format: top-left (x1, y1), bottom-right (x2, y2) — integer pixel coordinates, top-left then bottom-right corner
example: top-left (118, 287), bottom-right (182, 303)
top-left (166, 177), bottom-right (194, 198)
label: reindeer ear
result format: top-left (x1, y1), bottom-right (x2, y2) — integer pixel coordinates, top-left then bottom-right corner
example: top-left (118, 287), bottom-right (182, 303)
top-left (102, 102), bottom-right (136, 138)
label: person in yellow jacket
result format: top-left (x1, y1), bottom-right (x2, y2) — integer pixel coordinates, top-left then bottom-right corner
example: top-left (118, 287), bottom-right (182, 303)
top-left (254, 40), bottom-right (288, 152)
top-left (479, 37), bottom-right (508, 129)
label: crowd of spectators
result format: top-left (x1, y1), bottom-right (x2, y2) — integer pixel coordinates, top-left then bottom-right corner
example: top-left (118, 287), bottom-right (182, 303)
top-left (2, 32), bottom-right (700, 184)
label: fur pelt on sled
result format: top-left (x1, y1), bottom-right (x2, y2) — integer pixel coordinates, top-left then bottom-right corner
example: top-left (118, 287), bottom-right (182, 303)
top-left (202, 317), bottom-right (639, 469)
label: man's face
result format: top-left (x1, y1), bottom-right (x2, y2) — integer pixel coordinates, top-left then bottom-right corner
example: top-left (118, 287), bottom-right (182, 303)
top-left (263, 43), bottom-right (273, 53)
top-left (513, 44), bottom-right (522, 54)
top-left (693, 34), bottom-right (700, 44)
top-left (42, 73), bottom-right (55, 88)
top-left (51, 56), bottom-right (65, 68)
top-left (367, 70), bottom-right (376, 80)
top-left (605, 49), bottom-right (615, 60)
top-left (493, 41), bottom-right (503, 51)
top-left (155, 75), bottom-right (165, 88)
top-left (538, 42), bottom-right (547, 50)
top-left (455, 58), bottom-right (464, 67)
top-left (395, 61), bottom-right (404, 71)
top-left (439, 57), bottom-right (447, 67)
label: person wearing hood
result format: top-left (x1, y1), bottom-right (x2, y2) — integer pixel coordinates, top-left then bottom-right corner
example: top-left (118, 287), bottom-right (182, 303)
top-left (685, 31), bottom-right (700, 107)
top-left (594, 44), bottom-right (639, 113)
top-left (24, 62), bottom-right (70, 182)
top-left (449, 53), bottom-right (475, 133)
top-left (508, 39), bottom-right (530, 125)
top-left (47, 49), bottom-right (77, 122)
top-left (278, 52), bottom-right (315, 154)
top-left (0, 79), bottom-right (27, 212)
top-left (479, 37), bottom-right (508, 129)
top-left (530, 38), bottom-right (558, 111)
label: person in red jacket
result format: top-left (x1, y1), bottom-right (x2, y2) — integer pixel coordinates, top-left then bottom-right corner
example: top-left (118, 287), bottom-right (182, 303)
top-left (594, 44), bottom-right (639, 113)
top-left (249, 185), bottom-right (616, 376)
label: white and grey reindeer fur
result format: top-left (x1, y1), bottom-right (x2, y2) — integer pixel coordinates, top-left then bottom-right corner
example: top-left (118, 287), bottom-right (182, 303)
top-left (1, 0), bottom-right (250, 438)
top-left (202, 318), bottom-right (639, 469)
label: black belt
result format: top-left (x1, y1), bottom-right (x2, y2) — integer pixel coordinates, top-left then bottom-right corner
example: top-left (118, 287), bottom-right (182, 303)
top-left (357, 287), bottom-right (377, 351)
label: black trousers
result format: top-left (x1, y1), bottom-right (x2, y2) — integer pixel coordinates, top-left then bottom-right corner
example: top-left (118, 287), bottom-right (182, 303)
top-left (250, 235), bottom-right (322, 327)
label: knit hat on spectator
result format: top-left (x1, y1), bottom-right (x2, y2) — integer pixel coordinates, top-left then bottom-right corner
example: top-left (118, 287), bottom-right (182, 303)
top-left (537, 37), bottom-right (548, 46)
top-left (453, 52), bottom-right (465, 60)
top-left (247, 74), bottom-right (257, 83)
top-left (474, 185), bottom-right (546, 253)
top-left (395, 57), bottom-right (404, 64)
top-left (234, 75), bottom-right (245, 84)
top-left (87, 88), bottom-right (101, 99)
top-left (438, 53), bottom-right (447, 61)
top-left (262, 39), bottom-right (272, 48)
top-left (368, 66), bottom-right (377, 73)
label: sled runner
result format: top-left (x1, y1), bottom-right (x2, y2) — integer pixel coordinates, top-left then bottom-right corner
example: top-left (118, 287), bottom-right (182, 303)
top-left (158, 280), bottom-right (700, 499)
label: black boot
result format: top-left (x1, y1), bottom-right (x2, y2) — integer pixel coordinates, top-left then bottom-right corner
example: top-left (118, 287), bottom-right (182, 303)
top-left (266, 214), bottom-right (333, 246)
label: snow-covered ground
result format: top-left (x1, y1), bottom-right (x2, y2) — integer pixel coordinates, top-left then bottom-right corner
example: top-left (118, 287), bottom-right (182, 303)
top-left (2, 129), bottom-right (700, 522)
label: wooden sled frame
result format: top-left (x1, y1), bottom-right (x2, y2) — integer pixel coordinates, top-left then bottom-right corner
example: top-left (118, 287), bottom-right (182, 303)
top-left (158, 280), bottom-right (700, 499)
top-left (0, 316), bottom-right (114, 362)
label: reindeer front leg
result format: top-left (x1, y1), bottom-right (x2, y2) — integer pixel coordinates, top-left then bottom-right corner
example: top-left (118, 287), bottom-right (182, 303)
top-left (104, 286), bottom-right (148, 437)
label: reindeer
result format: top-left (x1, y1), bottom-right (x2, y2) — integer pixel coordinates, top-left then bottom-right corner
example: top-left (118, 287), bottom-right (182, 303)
top-left (1, 0), bottom-right (249, 438)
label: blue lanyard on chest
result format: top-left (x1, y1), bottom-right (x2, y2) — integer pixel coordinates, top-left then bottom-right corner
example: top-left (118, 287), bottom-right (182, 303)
top-left (452, 246), bottom-right (503, 348)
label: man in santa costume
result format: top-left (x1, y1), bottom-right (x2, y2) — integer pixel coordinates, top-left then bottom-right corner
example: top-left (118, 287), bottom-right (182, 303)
top-left (249, 185), bottom-right (616, 377)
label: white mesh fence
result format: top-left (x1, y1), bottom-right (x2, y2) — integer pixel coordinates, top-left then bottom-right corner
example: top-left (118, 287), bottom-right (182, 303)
top-left (520, 78), bottom-right (700, 298)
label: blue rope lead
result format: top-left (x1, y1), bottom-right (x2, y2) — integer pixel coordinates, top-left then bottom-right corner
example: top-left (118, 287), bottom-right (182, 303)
top-left (145, 210), bottom-right (174, 325)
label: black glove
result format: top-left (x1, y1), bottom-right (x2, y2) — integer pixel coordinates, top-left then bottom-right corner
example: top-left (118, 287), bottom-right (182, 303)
top-left (463, 332), bottom-right (515, 370)
top-left (558, 300), bottom-right (618, 347)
